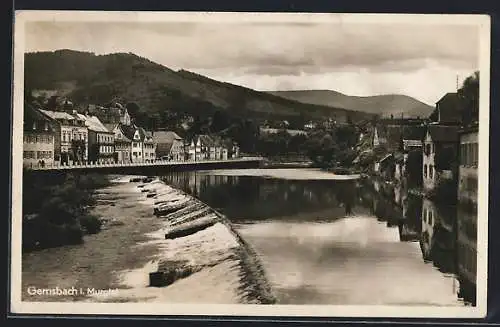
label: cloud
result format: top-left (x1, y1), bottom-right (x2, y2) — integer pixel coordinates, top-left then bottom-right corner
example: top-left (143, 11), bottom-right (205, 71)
top-left (24, 19), bottom-right (480, 104)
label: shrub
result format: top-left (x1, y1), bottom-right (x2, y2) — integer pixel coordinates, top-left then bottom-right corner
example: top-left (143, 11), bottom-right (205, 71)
top-left (79, 214), bottom-right (102, 234)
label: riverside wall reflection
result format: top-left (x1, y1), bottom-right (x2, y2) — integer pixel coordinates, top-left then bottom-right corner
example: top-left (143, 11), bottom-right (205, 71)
top-left (360, 177), bottom-right (477, 305)
top-left (161, 170), bottom-right (477, 305)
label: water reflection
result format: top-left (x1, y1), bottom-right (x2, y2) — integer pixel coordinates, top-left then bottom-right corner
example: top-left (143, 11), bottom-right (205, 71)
top-left (162, 170), bottom-right (477, 306)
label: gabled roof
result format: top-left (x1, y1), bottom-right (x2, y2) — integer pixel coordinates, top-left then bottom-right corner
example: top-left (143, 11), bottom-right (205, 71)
top-left (198, 134), bottom-right (215, 146)
top-left (39, 109), bottom-right (77, 121)
top-left (436, 92), bottom-right (459, 105)
top-left (104, 123), bottom-right (118, 133)
top-left (153, 131), bottom-right (183, 144)
top-left (427, 125), bottom-right (460, 143)
top-left (119, 124), bottom-right (137, 140)
top-left (76, 114), bottom-right (110, 133)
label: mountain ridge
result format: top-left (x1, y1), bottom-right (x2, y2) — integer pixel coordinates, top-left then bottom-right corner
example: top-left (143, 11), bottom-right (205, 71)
top-left (24, 50), bottom-right (374, 124)
top-left (268, 90), bottom-right (434, 118)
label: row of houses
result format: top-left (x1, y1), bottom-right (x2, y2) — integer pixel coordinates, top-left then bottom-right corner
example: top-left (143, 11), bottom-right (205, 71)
top-left (23, 102), bottom-right (240, 168)
top-left (370, 92), bottom-right (478, 205)
top-left (367, 91), bottom-right (479, 296)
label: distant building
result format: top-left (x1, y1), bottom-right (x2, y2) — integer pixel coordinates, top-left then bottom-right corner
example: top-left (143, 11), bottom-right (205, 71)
top-left (372, 125), bottom-right (401, 150)
top-left (304, 121), bottom-right (316, 130)
top-left (23, 104), bottom-right (56, 168)
top-left (186, 134), bottom-right (236, 160)
top-left (399, 125), bottom-right (426, 185)
top-left (153, 130), bottom-right (184, 161)
top-left (39, 109), bottom-right (88, 164)
top-left (86, 102), bottom-right (131, 125)
top-left (77, 114), bottom-right (114, 164)
top-left (422, 125), bottom-right (459, 193)
top-left (259, 127), bottom-right (308, 136)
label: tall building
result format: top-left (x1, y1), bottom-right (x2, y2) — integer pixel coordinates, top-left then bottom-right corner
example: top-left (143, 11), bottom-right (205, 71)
top-left (39, 109), bottom-right (88, 164)
top-left (77, 114), bottom-right (115, 164)
top-left (23, 104), bottom-right (56, 168)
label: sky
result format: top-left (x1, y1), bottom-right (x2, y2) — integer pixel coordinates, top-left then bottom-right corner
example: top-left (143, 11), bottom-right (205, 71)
top-left (24, 18), bottom-right (480, 105)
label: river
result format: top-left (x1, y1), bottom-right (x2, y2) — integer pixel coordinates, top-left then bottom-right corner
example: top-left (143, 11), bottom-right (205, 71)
top-left (161, 168), bottom-right (477, 306)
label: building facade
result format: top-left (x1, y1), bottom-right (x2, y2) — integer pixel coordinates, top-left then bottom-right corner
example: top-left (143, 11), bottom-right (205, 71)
top-left (122, 125), bottom-right (156, 163)
top-left (458, 125), bottom-right (479, 207)
top-left (39, 109), bottom-right (88, 164)
top-left (110, 123), bottom-right (132, 164)
top-left (422, 125), bottom-right (459, 193)
top-left (23, 104), bottom-right (56, 168)
top-left (153, 131), bottom-right (184, 161)
top-left (78, 114), bottom-right (115, 164)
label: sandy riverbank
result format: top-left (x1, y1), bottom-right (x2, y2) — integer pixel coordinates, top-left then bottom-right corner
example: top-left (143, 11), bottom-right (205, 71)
top-left (22, 175), bottom-right (275, 304)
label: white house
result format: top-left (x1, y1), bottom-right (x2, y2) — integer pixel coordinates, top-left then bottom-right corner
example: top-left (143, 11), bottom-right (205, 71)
top-left (422, 125), bottom-right (459, 193)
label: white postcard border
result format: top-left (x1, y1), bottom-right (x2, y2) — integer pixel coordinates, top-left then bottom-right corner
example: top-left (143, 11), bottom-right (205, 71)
top-left (10, 11), bottom-right (491, 318)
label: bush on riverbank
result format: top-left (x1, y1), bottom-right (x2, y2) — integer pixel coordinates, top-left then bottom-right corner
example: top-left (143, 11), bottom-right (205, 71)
top-left (22, 170), bottom-right (108, 251)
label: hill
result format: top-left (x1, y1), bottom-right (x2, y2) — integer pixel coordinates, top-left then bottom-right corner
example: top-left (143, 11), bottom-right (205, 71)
top-left (24, 50), bottom-right (374, 124)
top-left (268, 90), bottom-right (434, 118)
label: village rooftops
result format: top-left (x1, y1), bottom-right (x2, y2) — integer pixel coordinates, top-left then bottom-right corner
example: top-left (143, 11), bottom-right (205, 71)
top-left (39, 109), bottom-right (80, 122)
top-left (401, 125), bottom-right (426, 141)
top-left (153, 131), bottom-right (182, 144)
top-left (427, 125), bottom-right (460, 143)
top-left (76, 114), bottom-right (111, 133)
top-left (118, 124), bottom-right (137, 141)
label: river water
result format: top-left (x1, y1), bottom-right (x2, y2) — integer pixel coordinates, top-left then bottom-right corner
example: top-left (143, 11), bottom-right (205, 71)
top-left (162, 168), bottom-right (477, 306)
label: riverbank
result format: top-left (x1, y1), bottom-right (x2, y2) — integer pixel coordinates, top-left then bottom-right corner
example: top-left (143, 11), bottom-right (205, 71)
top-left (22, 175), bottom-right (276, 304)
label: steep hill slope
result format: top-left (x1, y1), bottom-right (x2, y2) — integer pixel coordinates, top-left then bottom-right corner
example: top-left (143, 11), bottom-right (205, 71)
top-left (268, 90), bottom-right (434, 118)
top-left (24, 50), bottom-right (373, 123)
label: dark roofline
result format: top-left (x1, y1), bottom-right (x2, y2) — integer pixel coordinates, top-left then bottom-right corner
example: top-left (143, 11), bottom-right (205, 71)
top-left (436, 92), bottom-right (458, 104)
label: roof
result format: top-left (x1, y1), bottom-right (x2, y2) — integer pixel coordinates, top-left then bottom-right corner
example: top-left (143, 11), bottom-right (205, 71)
top-left (39, 109), bottom-right (77, 121)
top-left (104, 123), bottom-right (118, 133)
top-left (198, 134), bottom-right (215, 146)
top-left (401, 125), bottom-right (426, 141)
top-left (379, 153), bottom-right (393, 164)
top-left (427, 125), bottom-right (460, 143)
top-left (153, 131), bottom-right (182, 144)
top-left (76, 114), bottom-right (110, 133)
top-left (436, 92), bottom-right (459, 105)
top-left (119, 124), bottom-right (137, 140)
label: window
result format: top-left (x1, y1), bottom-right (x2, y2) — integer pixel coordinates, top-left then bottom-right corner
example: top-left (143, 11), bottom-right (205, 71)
top-left (32, 121), bottom-right (36, 130)
top-left (429, 211), bottom-right (433, 225)
top-left (424, 164), bottom-right (428, 178)
top-left (23, 151), bottom-right (35, 159)
top-left (429, 165), bottom-right (434, 179)
top-left (423, 208), bottom-right (427, 223)
top-left (44, 122), bottom-right (49, 131)
top-left (425, 144), bottom-right (431, 155)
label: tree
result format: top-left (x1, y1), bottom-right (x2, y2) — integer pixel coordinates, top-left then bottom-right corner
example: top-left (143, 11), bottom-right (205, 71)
top-left (458, 71), bottom-right (479, 125)
top-left (126, 102), bottom-right (141, 121)
top-left (211, 110), bottom-right (231, 133)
